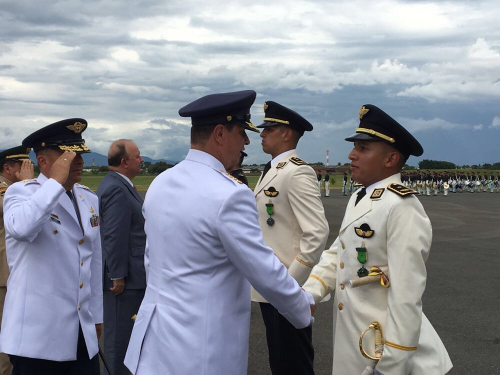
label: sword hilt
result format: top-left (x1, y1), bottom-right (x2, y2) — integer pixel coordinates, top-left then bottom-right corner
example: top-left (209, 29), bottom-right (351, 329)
top-left (359, 321), bottom-right (384, 361)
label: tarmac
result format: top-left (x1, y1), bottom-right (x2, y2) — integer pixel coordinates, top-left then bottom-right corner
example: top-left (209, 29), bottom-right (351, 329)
top-left (129, 188), bottom-right (500, 375)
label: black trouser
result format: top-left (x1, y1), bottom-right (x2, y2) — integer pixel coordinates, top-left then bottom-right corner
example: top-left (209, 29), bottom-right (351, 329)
top-left (260, 302), bottom-right (315, 375)
top-left (104, 289), bottom-right (145, 375)
top-left (9, 325), bottom-right (99, 375)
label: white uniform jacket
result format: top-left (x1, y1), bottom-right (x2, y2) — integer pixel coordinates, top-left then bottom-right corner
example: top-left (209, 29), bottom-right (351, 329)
top-left (0, 174), bottom-right (103, 361)
top-left (252, 151), bottom-right (329, 302)
top-left (303, 174), bottom-right (452, 375)
top-left (124, 149), bottom-right (312, 375)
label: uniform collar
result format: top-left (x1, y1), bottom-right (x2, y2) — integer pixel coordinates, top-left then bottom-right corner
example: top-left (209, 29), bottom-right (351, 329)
top-left (185, 149), bottom-right (225, 172)
top-left (270, 149), bottom-right (296, 168)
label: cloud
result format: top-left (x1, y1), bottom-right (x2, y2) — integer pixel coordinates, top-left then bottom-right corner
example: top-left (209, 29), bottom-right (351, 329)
top-left (491, 117), bottom-right (500, 129)
top-left (0, 0), bottom-right (499, 164)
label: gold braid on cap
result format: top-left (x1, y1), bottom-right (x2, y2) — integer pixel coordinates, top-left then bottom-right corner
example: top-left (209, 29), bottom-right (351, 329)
top-left (356, 128), bottom-right (395, 143)
top-left (6, 154), bottom-right (30, 159)
top-left (263, 117), bottom-right (290, 125)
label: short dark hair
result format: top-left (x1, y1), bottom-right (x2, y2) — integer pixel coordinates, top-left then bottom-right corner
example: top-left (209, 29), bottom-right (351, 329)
top-left (191, 123), bottom-right (236, 145)
top-left (108, 139), bottom-right (133, 167)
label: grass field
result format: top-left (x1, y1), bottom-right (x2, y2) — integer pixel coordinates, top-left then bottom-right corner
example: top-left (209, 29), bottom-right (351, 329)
top-left (80, 173), bottom-right (346, 191)
top-left (80, 169), bottom-right (499, 192)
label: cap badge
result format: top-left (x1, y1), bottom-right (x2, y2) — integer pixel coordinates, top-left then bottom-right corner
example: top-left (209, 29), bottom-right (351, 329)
top-left (263, 102), bottom-right (268, 111)
top-left (226, 116), bottom-right (232, 121)
top-left (359, 106), bottom-right (369, 119)
top-left (66, 121), bottom-right (87, 134)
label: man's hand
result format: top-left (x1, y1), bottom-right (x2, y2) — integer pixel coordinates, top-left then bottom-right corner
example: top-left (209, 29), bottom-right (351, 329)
top-left (310, 304), bottom-right (317, 316)
top-left (110, 278), bottom-right (126, 296)
top-left (95, 323), bottom-right (102, 340)
top-left (49, 151), bottom-right (76, 186)
top-left (15, 159), bottom-right (34, 181)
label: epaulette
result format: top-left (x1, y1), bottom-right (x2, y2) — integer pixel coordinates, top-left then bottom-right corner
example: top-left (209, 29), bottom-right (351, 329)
top-left (22, 178), bottom-right (39, 185)
top-left (76, 183), bottom-right (96, 194)
top-left (0, 187), bottom-right (7, 196)
top-left (289, 157), bottom-right (308, 166)
top-left (218, 170), bottom-right (243, 185)
top-left (387, 183), bottom-right (417, 197)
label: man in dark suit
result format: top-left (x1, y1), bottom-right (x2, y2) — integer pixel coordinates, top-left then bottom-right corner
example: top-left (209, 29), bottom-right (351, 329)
top-left (97, 139), bottom-right (146, 375)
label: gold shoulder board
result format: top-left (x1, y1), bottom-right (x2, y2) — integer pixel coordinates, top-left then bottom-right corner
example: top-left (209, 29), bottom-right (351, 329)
top-left (387, 183), bottom-right (417, 197)
top-left (289, 157), bottom-right (308, 166)
top-left (76, 183), bottom-right (96, 193)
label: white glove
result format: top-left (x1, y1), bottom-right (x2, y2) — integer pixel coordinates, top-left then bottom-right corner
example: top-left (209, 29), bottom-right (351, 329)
top-left (361, 365), bottom-right (374, 375)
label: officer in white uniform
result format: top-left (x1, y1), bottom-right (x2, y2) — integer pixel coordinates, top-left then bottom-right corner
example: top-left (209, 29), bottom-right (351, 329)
top-left (252, 101), bottom-right (329, 375)
top-left (124, 90), bottom-right (314, 375)
top-left (0, 119), bottom-right (102, 374)
top-left (303, 105), bottom-right (452, 375)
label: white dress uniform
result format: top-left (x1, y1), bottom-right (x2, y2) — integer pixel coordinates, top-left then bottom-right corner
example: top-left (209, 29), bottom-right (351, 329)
top-left (303, 174), bottom-right (452, 375)
top-left (251, 151), bottom-right (329, 301)
top-left (124, 150), bottom-right (313, 375)
top-left (0, 173), bottom-right (103, 361)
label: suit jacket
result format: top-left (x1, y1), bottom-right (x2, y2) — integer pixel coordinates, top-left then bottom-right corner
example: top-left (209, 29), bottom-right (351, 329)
top-left (251, 151), bottom-right (329, 302)
top-left (303, 174), bottom-right (452, 375)
top-left (0, 174), bottom-right (103, 361)
top-left (97, 171), bottom-right (146, 290)
top-left (0, 175), bottom-right (12, 287)
top-left (124, 149), bottom-right (312, 375)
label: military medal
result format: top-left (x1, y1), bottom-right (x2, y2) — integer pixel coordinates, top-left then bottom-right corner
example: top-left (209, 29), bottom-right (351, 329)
top-left (356, 243), bottom-right (369, 277)
top-left (354, 223), bottom-right (375, 278)
top-left (266, 200), bottom-right (275, 226)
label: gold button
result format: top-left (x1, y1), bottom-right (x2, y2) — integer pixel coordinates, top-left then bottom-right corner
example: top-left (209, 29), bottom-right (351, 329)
top-left (338, 303), bottom-right (343, 310)
top-left (340, 262), bottom-right (344, 269)
top-left (80, 260), bottom-right (84, 266)
top-left (53, 229), bottom-right (58, 234)
top-left (79, 283), bottom-right (83, 289)
top-left (340, 283), bottom-right (345, 290)
top-left (77, 305), bottom-right (81, 311)
top-left (78, 239), bottom-right (84, 245)
top-left (341, 242), bottom-right (345, 250)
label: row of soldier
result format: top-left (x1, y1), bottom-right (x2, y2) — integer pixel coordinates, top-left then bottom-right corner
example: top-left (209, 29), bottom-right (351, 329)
top-left (401, 172), bottom-right (500, 195)
top-left (0, 91), bottom-right (453, 375)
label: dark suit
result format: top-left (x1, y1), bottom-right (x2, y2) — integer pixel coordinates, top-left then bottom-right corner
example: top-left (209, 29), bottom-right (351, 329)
top-left (97, 171), bottom-right (146, 375)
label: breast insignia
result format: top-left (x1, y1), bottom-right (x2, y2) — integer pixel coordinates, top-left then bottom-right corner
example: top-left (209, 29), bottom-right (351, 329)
top-left (289, 157), bottom-right (307, 166)
top-left (387, 183), bottom-right (417, 197)
top-left (264, 187), bottom-right (279, 197)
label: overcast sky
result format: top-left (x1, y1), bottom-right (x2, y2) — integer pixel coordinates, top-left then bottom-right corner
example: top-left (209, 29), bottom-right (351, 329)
top-left (1, 0), bottom-right (499, 166)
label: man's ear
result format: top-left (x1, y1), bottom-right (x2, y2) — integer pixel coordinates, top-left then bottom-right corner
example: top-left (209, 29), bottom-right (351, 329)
top-left (36, 155), bottom-right (47, 169)
top-left (385, 151), bottom-right (400, 168)
top-left (282, 128), bottom-right (293, 142)
top-left (213, 124), bottom-right (226, 146)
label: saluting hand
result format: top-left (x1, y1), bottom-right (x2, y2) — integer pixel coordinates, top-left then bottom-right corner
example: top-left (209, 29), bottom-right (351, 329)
top-left (50, 151), bottom-right (76, 186)
top-left (15, 159), bottom-right (34, 181)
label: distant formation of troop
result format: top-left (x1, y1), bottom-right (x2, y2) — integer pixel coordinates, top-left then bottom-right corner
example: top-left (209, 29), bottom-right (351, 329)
top-left (401, 171), bottom-right (500, 196)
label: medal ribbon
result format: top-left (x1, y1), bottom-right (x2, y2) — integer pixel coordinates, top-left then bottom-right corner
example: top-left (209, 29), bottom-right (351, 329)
top-left (368, 266), bottom-right (390, 288)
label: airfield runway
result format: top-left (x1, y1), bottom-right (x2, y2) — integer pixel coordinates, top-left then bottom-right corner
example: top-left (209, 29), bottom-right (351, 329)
top-left (130, 189), bottom-right (499, 375)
